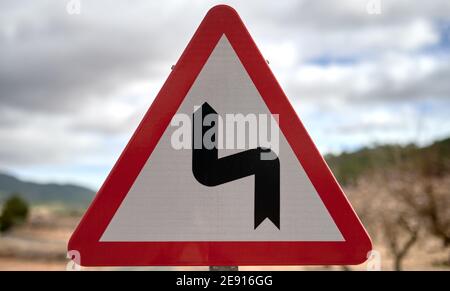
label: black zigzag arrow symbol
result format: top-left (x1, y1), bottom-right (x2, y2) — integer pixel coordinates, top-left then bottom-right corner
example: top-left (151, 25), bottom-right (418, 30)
top-left (192, 102), bottom-right (280, 229)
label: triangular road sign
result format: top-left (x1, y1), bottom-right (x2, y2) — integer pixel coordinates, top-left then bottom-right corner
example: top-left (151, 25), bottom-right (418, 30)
top-left (69, 5), bottom-right (372, 266)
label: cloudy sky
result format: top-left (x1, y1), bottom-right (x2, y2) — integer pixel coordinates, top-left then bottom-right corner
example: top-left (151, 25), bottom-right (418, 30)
top-left (1, 0), bottom-right (450, 189)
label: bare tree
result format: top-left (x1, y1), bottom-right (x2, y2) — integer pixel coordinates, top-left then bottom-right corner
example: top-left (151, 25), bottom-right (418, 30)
top-left (381, 214), bottom-right (419, 271)
top-left (342, 146), bottom-right (450, 270)
top-left (349, 170), bottom-right (422, 270)
top-left (396, 177), bottom-right (450, 266)
top-left (411, 182), bottom-right (449, 247)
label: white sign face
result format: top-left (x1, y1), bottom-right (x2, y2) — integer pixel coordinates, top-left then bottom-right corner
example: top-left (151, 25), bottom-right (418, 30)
top-left (100, 35), bottom-right (343, 242)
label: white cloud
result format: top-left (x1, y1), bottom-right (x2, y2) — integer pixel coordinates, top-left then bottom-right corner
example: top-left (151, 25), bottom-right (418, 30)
top-left (285, 52), bottom-right (450, 103)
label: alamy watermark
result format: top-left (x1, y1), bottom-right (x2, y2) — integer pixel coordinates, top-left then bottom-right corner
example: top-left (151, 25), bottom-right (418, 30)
top-left (366, 0), bottom-right (382, 15)
top-left (170, 106), bottom-right (280, 160)
top-left (66, 250), bottom-right (81, 271)
top-left (66, 0), bottom-right (81, 15)
top-left (366, 250), bottom-right (382, 271)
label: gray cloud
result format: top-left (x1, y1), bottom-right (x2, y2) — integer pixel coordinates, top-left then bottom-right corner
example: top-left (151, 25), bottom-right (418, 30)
top-left (0, 1), bottom-right (196, 113)
top-left (1, 1), bottom-right (449, 114)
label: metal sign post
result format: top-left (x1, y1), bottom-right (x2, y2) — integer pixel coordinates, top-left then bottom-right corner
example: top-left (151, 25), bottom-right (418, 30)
top-left (210, 266), bottom-right (238, 271)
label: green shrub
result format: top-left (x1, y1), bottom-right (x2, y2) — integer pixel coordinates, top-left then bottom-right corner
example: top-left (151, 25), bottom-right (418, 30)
top-left (0, 194), bottom-right (29, 232)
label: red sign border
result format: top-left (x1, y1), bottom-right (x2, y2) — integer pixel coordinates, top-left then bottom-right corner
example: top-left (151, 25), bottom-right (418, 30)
top-left (68, 5), bottom-right (372, 266)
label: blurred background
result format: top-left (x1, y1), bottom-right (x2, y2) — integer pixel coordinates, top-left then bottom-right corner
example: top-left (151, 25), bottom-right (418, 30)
top-left (0, 0), bottom-right (449, 270)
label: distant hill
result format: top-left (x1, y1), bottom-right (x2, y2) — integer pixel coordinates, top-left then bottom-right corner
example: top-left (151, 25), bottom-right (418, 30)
top-left (325, 137), bottom-right (450, 186)
top-left (0, 172), bottom-right (95, 208)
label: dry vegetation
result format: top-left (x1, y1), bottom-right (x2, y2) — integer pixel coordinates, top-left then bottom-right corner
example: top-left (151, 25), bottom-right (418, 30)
top-left (344, 142), bottom-right (450, 270)
top-left (346, 173), bottom-right (449, 270)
